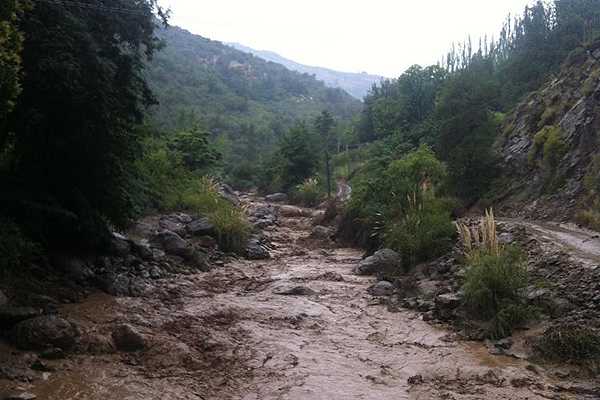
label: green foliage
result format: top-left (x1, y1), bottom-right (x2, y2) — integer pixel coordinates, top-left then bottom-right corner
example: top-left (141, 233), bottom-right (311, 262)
top-left (0, 218), bottom-right (39, 277)
top-left (180, 178), bottom-right (250, 253)
top-left (462, 246), bottom-right (534, 338)
top-left (169, 125), bottom-right (221, 174)
top-left (291, 178), bottom-right (324, 207)
top-left (0, 0), bottom-right (26, 131)
top-left (536, 324), bottom-right (600, 363)
top-left (343, 145), bottom-right (455, 265)
top-left (529, 125), bottom-right (567, 172)
top-left (1, 0), bottom-right (167, 250)
top-left (384, 194), bottom-right (455, 267)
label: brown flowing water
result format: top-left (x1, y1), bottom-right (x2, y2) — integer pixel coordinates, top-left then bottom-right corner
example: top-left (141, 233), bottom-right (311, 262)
top-left (4, 195), bottom-right (596, 399)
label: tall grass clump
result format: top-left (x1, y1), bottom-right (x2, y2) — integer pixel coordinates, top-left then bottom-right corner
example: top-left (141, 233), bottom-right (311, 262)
top-left (457, 210), bottom-right (535, 338)
top-left (385, 192), bottom-right (455, 268)
top-left (181, 177), bottom-right (250, 253)
top-left (291, 177), bottom-right (324, 207)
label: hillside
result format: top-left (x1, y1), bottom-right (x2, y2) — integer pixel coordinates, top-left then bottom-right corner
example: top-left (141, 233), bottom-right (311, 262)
top-left (496, 40), bottom-right (600, 224)
top-left (229, 42), bottom-right (383, 100)
top-left (146, 26), bottom-right (362, 135)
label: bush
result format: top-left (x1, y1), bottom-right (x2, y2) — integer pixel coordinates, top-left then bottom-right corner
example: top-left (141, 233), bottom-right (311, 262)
top-left (536, 325), bottom-right (600, 365)
top-left (529, 125), bottom-right (567, 171)
top-left (180, 177), bottom-right (250, 253)
top-left (291, 177), bottom-right (324, 207)
top-left (462, 245), bottom-right (534, 338)
top-left (384, 194), bottom-right (455, 267)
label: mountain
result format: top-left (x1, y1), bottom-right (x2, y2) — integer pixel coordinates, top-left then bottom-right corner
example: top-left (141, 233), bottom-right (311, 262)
top-left (496, 40), bottom-right (600, 223)
top-left (146, 26), bottom-right (362, 134)
top-left (229, 42), bottom-right (383, 100)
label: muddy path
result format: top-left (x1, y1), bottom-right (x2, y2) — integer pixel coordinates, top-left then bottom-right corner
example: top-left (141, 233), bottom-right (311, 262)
top-left (3, 196), bottom-right (597, 399)
top-left (500, 218), bottom-right (600, 267)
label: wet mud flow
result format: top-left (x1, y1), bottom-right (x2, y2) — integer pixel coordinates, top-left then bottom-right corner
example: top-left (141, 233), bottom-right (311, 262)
top-left (7, 196), bottom-right (598, 399)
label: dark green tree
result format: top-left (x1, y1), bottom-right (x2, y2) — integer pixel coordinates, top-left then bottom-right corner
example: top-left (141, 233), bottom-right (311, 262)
top-left (314, 110), bottom-right (335, 198)
top-left (2, 0), bottom-right (167, 249)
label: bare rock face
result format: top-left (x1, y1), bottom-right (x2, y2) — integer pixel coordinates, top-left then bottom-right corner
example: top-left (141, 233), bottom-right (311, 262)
top-left (112, 324), bottom-right (146, 352)
top-left (354, 249), bottom-right (401, 276)
top-left (12, 316), bottom-right (80, 351)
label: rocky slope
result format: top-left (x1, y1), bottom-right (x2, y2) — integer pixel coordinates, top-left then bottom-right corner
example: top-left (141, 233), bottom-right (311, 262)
top-left (495, 40), bottom-right (600, 221)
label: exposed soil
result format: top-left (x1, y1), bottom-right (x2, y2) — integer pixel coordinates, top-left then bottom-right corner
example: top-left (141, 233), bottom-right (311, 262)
top-left (1, 195), bottom-right (599, 399)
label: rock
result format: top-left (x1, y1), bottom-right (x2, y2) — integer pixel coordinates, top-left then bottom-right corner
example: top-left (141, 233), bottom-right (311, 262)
top-left (39, 348), bottom-right (65, 360)
top-left (84, 334), bottom-right (116, 354)
top-left (132, 240), bottom-right (154, 261)
top-left (52, 256), bottom-right (94, 284)
top-left (150, 230), bottom-right (191, 258)
top-left (265, 193), bottom-right (288, 203)
top-left (30, 359), bottom-right (54, 372)
top-left (354, 249), bottom-right (401, 276)
top-left (104, 274), bottom-right (131, 297)
top-left (111, 232), bottom-right (131, 256)
top-left (112, 324), bottom-right (146, 352)
top-left (273, 284), bottom-right (316, 296)
top-left (245, 235), bottom-right (270, 260)
top-left (368, 281), bottom-right (394, 297)
top-left (434, 293), bottom-right (461, 320)
top-left (310, 225), bottom-right (333, 240)
top-left (12, 316), bottom-right (80, 351)
top-left (316, 271), bottom-right (344, 281)
top-left (187, 218), bottom-right (215, 236)
top-left (0, 290), bottom-right (7, 307)
top-left (0, 306), bottom-right (42, 329)
top-left (4, 392), bottom-right (37, 400)
top-left (498, 232), bottom-right (514, 244)
top-left (219, 184), bottom-right (240, 206)
top-left (279, 205), bottom-right (310, 218)
top-left (159, 217), bottom-right (186, 236)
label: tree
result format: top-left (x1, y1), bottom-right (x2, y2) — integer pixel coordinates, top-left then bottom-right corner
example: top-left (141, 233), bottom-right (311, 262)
top-left (278, 123), bottom-right (320, 191)
top-left (314, 110), bottom-right (335, 198)
top-left (0, 0), bottom-right (26, 139)
top-left (2, 0), bottom-right (167, 250)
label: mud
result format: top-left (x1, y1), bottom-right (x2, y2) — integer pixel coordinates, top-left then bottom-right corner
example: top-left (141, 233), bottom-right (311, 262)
top-left (1, 196), bottom-right (598, 399)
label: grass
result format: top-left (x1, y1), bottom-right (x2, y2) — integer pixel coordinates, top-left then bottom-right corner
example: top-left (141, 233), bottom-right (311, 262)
top-left (536, 324), bottom-right (600, 369)
top-left (291, 177), bottom-right (324, 207)
top-left (457, 210), bottom-right (536, 339)
top-left (384, 193), bottom-right (455, 269)
top-left (181, 177), bottom-right (250, 253)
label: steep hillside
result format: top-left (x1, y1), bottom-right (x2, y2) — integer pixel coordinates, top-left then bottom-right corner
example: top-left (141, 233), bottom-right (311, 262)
top-left (496, 41), bottom-right (600, 222)
top-left (146, 27), bottom-right (361, 134)
top-left (229, 42), bottom-right (383, 100)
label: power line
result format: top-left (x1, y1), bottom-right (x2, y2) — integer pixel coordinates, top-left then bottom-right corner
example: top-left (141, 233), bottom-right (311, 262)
top-left (32, 0), bottom-right (150, 16)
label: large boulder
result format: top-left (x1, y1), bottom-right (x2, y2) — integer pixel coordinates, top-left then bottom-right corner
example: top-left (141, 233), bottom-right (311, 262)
top-left (434, 293), bottom-right (461, 320)
top-left (245, 235), bottom-right (270, 260)
top-left (186, 218), bottom-right (215, 237)
top-left (12, 316), bottom-right (80, 351)
top-left (368, 281), bottom-right (394, 297)
top-left (310, 225), bottom-right (333, 240)
top-left (159, 216), bottom-right (187, 236)
top-left (51, 256), bottom-right (94, 284)
top-left (265, 193), bottom-right (288, 203)
top-left (150, 230), bottom-right (191, 258)
top-left (354, 249), bottom-right (401, 276)
top-left (112, 324), bottom-right (146, 352)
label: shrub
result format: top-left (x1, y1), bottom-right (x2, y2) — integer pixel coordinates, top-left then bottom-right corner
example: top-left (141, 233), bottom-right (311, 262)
top-left (458, 210), bottom-right (535, 339)
top-left (536, 325), bottom-right (600, 365)
top-left (462, 246), bottom-right (534, 338)
top-left (384, 193), bottom-right (455, 268)
top-left (291, 177), bottom-right (324, 207)
top-left (181, 177), bottom-right (250, 253)
top-left (528, 125), bottom-right (567, 171)
top-left (576, 208), bottom-right (600, 232)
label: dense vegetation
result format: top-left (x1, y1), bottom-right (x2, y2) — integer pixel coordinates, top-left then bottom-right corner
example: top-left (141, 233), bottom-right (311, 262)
top-left (145, 26), bottom-right (361, 189)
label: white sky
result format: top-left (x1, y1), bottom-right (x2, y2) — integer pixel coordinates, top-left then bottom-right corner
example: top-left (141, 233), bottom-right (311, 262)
top-left (157, 0), bottom-right (533, 78)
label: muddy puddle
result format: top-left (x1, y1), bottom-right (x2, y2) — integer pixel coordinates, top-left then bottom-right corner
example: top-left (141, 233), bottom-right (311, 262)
top-left (2, 197), bottom-right (598, 399)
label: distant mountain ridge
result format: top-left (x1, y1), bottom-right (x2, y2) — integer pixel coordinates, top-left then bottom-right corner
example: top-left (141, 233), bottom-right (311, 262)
top-left (229, 42), bottom-right (384, 100)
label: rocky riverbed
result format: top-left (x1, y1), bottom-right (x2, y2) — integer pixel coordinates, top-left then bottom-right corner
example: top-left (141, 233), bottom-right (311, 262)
top-left (1, 195), bottom-right (599, 399)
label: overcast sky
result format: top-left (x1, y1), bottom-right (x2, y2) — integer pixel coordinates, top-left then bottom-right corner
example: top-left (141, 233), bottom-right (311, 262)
top-left (157, 0), bottom-right (532, 78)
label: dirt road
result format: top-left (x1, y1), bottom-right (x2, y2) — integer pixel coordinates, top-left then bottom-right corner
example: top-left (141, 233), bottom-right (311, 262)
top-left (5, 196), bottom-right (599, 399)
